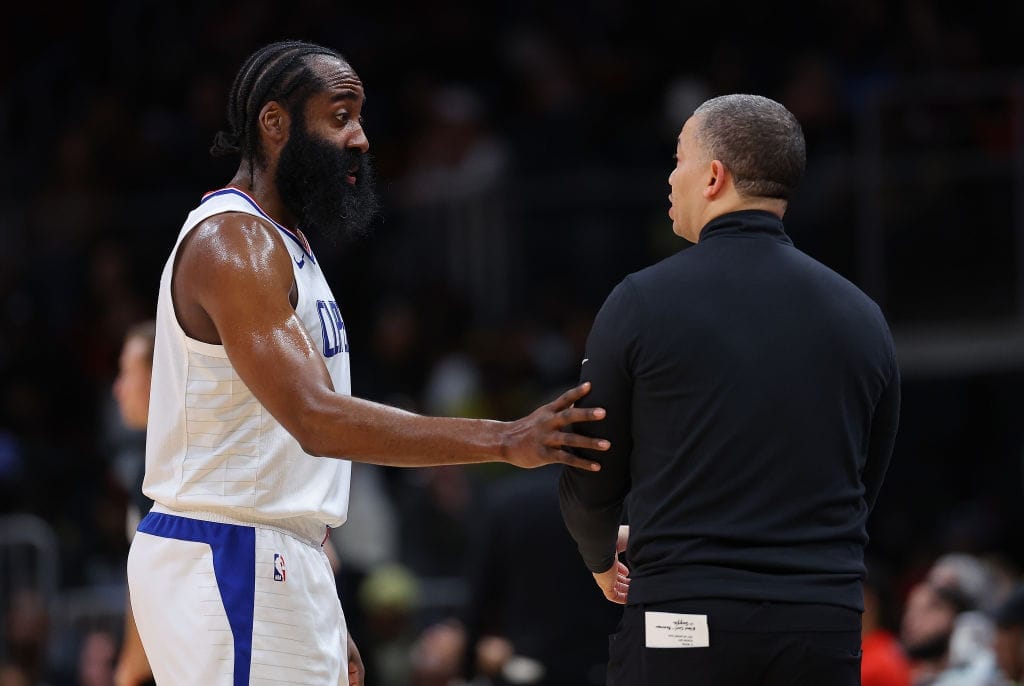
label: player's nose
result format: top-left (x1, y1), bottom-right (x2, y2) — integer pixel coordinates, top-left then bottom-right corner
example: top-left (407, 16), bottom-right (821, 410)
top-left (349, 123), bottom-right (369, 154)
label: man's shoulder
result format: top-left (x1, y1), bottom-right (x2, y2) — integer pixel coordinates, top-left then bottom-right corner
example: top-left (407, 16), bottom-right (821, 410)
top-left (175, 209), bottom-right (292, 288)
top-left (179, 214), bottom-right (280, 269)
top-left (182, 188), bottom-right (279, 240)
top-left (191, 209), bottom-right (277, 237)
top-left (793, 248), bottom-right (886, 313)
top-left (620, 245), bottom-right (701, 292)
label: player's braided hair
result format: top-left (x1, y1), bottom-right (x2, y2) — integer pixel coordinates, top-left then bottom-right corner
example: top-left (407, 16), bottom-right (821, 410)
top-left (210, 40), bottom-right (348, 175)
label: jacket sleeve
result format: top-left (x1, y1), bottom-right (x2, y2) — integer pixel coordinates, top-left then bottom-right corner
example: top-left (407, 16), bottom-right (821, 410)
top-left (862, 342), bottom-right (900, 513)
top-left (559, 278), bottom-right (638, 573)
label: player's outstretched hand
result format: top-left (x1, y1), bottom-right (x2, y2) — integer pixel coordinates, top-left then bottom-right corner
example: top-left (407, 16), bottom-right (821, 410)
top-left (502, 381), bottom-right (609, 471)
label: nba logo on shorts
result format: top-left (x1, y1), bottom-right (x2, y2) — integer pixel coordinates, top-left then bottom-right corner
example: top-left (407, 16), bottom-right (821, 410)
top-left (273, 553), bottom-right (287, 582)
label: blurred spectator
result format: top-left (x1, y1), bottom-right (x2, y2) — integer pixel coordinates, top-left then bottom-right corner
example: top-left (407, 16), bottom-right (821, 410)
top-left (77, 629), bottom-right (117, 686)
top-left (108, 321), bottom-right (155, 686)
top-left (3, 589), bottom-right (51, 685)
top-left (902, 553), bottom-right (1005, 685)
top-left (108, 321), bottom-right (155, 538)
top-left (500, 25), bottom-right (595, 174)
top-left (421, 346), bottom-right (486, 421)
top-left (902, 578), bottom-right (968, 683)
top-left (397, 465), bottom-right (481, 588)
top-left (994, 585), bottom-right (1024, 684)
top-left (394, 84), bottom-right (513, 320)
top-left (0, 665), bottom-right (29, 686)
top-left (934, 611), bottom-right (1000, 685)
top-left (400, 84), bottom-right (509, 207)
top-left (411, 467), bottom-right (620, 686)
top-left (0, 431), bottom-right (25, 512)
top-left (331, 459), bottom-right (402, 666)
top-left (863, 558), bottom-right (912, 686)
top-left (357, 563), bottom-right (421, 686)
top-left (928, 554), bottom-right (1006, 615)
top-left (351, 296), bottom-right (426, 413)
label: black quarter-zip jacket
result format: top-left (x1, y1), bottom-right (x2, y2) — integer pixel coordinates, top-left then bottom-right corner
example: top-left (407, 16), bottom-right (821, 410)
top-left (559, 210), bottom-right (900, 612)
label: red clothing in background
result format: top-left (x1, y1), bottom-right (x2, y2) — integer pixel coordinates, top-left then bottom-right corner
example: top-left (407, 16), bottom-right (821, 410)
top-left (863, 629), bottom-right (912, 686)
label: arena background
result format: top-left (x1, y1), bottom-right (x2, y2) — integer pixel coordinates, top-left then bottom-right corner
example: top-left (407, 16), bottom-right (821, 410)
top-left (2, 1), bottom-right (1024, 684)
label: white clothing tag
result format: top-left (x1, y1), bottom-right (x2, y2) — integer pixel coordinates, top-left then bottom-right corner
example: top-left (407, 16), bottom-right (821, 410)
top-left (644, 611), bottom-right (710, 648)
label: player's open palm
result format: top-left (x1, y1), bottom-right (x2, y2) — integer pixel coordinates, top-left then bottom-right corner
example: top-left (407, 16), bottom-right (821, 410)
top-left (503, 382), bottom-right (610, 470)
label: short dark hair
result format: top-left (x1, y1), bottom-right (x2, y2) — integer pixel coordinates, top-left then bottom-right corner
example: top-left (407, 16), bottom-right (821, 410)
top-left (692, 94), bottom-right (806, 200)
top-left (210, 40), bottom-right (349, 172)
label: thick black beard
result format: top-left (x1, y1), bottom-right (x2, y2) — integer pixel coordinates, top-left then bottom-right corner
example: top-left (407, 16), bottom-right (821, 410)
top-left (276, 118), bottom-right (379, 245)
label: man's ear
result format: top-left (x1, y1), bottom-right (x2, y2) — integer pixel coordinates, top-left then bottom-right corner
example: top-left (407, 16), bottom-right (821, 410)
top-left (704, 159), bottom-right (727, 199)
top-left (258, 101), bottom-right (290, 150)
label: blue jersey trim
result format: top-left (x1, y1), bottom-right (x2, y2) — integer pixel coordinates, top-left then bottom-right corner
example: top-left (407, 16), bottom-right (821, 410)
top-left (201, 187), bottom-right (316, 264)
top-left (138, 512), bottom-right (256, 686)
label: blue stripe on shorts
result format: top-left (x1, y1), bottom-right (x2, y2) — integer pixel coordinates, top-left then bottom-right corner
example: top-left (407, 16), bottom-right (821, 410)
top-left (138, 512), bottom-right (255, 686)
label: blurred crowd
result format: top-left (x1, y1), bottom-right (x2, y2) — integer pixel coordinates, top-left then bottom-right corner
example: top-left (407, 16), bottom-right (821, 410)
top-left (2, 0), bottom-right (1024, 684)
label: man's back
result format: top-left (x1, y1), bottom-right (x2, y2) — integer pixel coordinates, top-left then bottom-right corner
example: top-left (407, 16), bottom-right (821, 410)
top-left (561, 93), bottom-right (898, 686)
top-left (564, 209), bottom-right (899, 612)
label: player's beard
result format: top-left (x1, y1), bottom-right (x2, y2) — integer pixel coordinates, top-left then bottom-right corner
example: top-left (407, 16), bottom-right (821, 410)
top-left (276, 116), bottom-right (379, 244)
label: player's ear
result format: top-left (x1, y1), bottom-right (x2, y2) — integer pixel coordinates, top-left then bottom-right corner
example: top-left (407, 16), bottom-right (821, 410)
top-left (704, 159), bottom-right (727, 199)
top-left (258, 101), bottom-right (290, 148)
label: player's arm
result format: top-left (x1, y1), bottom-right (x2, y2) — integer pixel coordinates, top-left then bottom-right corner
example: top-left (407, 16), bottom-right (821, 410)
top-left (559, 279), bottom-right (637, 586)
top-left (173, 214), bottom-right (607, 470)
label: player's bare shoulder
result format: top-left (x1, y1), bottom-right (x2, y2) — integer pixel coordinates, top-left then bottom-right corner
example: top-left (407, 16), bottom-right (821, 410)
top-left (173, 211), bottom-right (295, 343)
top-left (181, 211), bottom-right (290, 274)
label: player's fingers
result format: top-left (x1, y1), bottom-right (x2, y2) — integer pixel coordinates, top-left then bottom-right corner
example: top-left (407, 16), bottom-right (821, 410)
top-left (550, 431), bottom-right (610, 451)
top-left (548, 381), bottom-right (592, 411)
top-left (556, 406), bottom-right (607, 426)
top-left (556, 449), bottom-right (602, 472)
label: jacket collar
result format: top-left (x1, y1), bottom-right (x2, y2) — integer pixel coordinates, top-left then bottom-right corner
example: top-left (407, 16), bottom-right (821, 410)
top-left (698, 210), bottom-right (792, 246)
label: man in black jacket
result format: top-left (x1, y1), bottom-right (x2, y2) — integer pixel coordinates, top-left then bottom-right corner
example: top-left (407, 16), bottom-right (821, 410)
top-left (559, 94), bottom-right (900, 685)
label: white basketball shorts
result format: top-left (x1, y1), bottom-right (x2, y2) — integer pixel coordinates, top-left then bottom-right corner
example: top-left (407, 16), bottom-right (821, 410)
top-left (127, 510), bottom-right (348, 685)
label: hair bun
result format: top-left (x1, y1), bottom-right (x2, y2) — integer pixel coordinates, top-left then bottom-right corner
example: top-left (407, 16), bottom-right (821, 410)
top-left (209, 130), bottom-right (241, 157)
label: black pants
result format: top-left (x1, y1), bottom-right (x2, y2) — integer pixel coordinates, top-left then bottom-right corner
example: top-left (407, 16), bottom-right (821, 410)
top-left (607, 599), bottom-right (861, 686)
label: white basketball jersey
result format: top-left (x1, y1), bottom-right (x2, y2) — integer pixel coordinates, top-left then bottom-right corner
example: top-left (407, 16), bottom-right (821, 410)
top-left (143, 188), bottom-right (352, 536)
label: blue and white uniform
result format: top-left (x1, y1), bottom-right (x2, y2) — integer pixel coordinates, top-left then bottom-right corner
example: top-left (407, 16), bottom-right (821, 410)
top-left (128, 188), bottom-right (354, 685)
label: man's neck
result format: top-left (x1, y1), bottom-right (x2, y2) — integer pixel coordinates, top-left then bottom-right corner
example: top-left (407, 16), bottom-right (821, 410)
top-left (227, 166), bottom-right (296, 228)
top-left (701, 196), bottom-right (787, 228)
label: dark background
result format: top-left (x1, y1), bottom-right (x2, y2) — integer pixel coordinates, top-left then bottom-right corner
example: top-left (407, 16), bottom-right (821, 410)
top-left (1, 0), bottom-right (1024, 682)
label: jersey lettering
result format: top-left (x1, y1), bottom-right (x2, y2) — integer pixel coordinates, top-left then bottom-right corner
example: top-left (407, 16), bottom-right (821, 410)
top-left (317, 299), bottom-right (349, 357)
